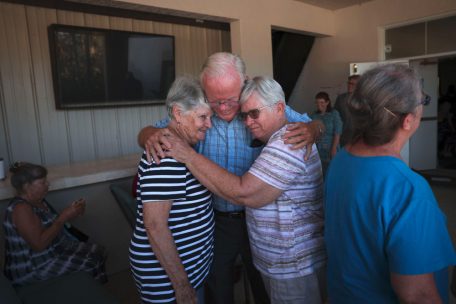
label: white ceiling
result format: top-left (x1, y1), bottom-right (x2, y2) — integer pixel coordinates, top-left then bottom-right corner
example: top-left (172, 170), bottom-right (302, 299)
top-left (293, 0), bottom-right (375, 10)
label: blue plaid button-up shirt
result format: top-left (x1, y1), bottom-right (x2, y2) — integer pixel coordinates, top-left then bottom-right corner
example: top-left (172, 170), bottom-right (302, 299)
top-left (155, 106), bottom-right (311, 212)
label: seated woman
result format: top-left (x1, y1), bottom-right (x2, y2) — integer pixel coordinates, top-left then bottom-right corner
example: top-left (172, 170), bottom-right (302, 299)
top-left (3, 162), bottom-right (107, 286)
top-left (310, 91), bottom-right (342, 175)
top-left (129, 76), bottom-right (214, 304)
top-left (324, 64), bottom-right (456, 303)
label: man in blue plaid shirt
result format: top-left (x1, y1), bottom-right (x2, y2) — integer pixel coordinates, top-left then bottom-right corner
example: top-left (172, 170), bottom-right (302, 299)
top-left (138, 52), bottom-right (323, 304)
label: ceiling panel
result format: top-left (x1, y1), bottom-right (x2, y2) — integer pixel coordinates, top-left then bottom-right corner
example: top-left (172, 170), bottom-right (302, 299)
top-left (293, 0), bottom-right (375, 10)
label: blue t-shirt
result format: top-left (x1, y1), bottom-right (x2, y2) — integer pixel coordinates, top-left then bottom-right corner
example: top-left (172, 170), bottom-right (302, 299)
top-left (324, 149), bottom-right (456, 304)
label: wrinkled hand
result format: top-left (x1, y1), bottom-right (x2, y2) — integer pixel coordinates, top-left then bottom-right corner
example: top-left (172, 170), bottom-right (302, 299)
top-left (175, 284), bottom-right (197, 304)
top-left (144, 128), bottom-right (172, 164)
top-left (163, 134), bottom-right (196, 164)
top-left (60, 198), bottom-right (85, 221)
top-left (283, 122), bottom-right (317, 160)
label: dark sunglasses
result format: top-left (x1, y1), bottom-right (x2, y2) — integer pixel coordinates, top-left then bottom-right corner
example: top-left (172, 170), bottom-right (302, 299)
top-left (239, 104), bottom-right (274, 121)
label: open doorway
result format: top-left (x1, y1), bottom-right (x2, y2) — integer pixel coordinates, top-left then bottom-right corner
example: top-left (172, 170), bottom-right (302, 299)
top-left (409, 55), bottom-right (456, 174)
top-left (271, 29), bottom-right (315, 102)
top-left (437, 56), bottom-right (456, 169)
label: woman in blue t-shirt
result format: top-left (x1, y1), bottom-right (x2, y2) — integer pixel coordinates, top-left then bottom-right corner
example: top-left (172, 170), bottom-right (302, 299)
top-left (324, 64), bottom-right (456, 304)
top-left (310, 91), bottom-right (342, 175)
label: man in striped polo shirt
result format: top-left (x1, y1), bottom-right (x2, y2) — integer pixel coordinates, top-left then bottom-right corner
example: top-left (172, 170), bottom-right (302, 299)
top-left (164, 76), bottom-right (326, 304)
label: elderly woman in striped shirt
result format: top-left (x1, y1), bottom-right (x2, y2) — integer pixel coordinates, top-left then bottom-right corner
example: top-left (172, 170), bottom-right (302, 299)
top-left (165, 76), bottom-right (326, 304)
top-left (129, 76), bottom-right (214, 304)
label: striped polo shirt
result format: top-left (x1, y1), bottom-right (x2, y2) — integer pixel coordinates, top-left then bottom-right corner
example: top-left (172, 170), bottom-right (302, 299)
top-left (247, 125), bottom-right (326, 280)
top-left (129, 153), bottom-right (214, 303)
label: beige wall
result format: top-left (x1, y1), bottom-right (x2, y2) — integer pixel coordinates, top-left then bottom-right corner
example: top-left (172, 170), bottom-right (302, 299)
top-left (116, 0), bottom-right (456, 114)
top-left (119, 0), bottom-right (335, 76)
top-left (289, 0), bottom-right (456, 114)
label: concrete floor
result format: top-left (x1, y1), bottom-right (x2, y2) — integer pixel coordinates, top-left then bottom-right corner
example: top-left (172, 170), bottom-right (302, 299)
top-left (105, 175), bottom-right (456, 304)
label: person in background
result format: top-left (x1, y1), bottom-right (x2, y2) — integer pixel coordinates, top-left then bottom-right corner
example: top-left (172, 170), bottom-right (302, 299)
top-left (137, 52), bottom-right (323, 304)
top-left (325, 63), bottom-right (456, 303)
top-left (164, 76), bottom-right (326, 304)
top-left (310, 91), bottom-right (342, 175)
top-left (129, 76), bottom-right (214, 304)
top-left (334, 74), bottom-right (360, 146)
top-left (3, 162), bottom-right (107, 286)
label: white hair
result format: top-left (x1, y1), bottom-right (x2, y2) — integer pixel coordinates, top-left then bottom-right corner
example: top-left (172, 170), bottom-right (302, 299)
top-left (200, 52), bottom-right (246, 85)
top-left (240, 76), bottom-right (285, 107)
top-left (166, 76), bottom-right (208, 119)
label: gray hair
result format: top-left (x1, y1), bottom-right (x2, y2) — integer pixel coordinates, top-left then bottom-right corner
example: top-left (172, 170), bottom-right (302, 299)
top-left (200, 52), bottom-right (246, 85)
top-left (239, 76), bottom-right (285, 108)
top-left (347, 63), bottom-right (422, 146)
top-left (10, 162), bottom-right (47, 193)
top-left (166, 76), bottom-right (208, 120)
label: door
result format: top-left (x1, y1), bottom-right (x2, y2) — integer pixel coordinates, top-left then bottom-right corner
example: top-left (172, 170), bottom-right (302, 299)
top-left (408, 60), bottom-right (438, 171)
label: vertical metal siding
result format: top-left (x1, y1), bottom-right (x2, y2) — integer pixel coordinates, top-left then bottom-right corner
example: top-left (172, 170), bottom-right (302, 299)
top-left (0, 3), bottom-right (230, 167)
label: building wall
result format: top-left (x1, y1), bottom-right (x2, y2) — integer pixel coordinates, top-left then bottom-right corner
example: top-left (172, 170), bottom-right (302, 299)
top-left (4, 1), bottom-right (455, 168)
top-left (0, 0), bottom-right (334, 278)
top-left (118, 0), bottom-right (335, 76)
top-left (0, 2), bottom-right (230, 167)
top-left (288, 0), bottom-right (456, 114)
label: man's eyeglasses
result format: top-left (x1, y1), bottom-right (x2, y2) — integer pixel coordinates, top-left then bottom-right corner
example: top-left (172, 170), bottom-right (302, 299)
top-left (207, 98), bottom-right (239, 108)
top-left (239, 104), bottom-right (274, 121)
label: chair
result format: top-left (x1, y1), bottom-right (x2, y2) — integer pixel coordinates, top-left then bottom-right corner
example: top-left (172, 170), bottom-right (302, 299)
top-left (109, 182), bottom-right (137, 228)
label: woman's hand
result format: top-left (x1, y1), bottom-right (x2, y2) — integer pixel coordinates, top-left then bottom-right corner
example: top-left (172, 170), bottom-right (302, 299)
top-left (13, 199), bottom-right (85, 252)
top-left (143, 201), bottom-right (196, 304)
top-left (163, 133), bottom-right (196, 164)
top-left (138, 126), bottom-right (173, 164)
top-left (175, 283), bottom-right (197, 304)
top-left (283, 120), bottom-right (324, 160)
top-left (60, 198), bottom-right (85, 222)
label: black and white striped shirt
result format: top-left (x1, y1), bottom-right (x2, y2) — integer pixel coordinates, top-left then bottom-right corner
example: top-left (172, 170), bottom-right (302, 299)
top-left (129, 153), bottom-right (214, 303)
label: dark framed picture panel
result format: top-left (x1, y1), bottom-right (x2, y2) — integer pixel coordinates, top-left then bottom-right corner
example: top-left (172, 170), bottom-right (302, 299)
top-left (48, 24), bottom-right (175, 109)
